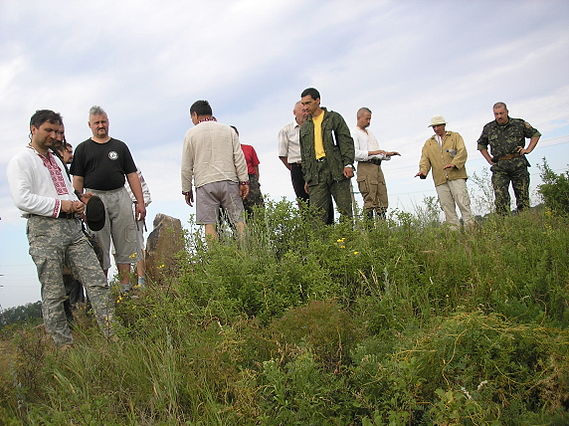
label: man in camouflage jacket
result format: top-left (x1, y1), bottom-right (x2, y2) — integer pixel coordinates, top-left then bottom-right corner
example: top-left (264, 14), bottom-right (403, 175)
top-left (299, 87), bottom-right (355, 223)
top-left (477, 102), bottom-right (541, 215)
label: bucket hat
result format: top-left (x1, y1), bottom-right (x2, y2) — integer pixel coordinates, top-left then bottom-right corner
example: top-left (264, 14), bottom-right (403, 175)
top-left (85, 195), bottom-right (105, 231)
top-left (429, 115), bottom-right (447, 127)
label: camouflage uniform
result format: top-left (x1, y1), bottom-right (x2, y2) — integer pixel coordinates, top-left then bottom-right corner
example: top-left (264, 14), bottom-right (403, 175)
top-left (299, 108), bottom-right (355, 222)
top-left (27, 216), bottom-right (114, 345)
top-left (477, 118), bottom-right (541, 215)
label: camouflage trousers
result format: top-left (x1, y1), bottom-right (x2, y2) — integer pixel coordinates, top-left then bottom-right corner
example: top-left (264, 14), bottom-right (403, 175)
top-left (490, 157), bottom-right (530, 215)
top-left (243, 173), bottom-right (264, 215)
top-left (27, 215), bottom-right (114, 345)
top-left (308, 159), bottom-right (353, 223)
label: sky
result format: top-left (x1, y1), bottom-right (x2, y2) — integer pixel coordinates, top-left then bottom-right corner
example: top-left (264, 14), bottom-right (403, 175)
top-left (1, 0), bottom-right (568, 309)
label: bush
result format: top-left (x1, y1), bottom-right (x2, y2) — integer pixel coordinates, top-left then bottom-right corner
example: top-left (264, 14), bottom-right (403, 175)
top-left (538, 159), bottom-right (569, 215)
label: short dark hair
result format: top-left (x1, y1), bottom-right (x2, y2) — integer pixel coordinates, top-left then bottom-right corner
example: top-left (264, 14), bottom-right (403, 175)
top-left (190, 100), bottom-right (213, 117)
top-left (493, 102), bottom-right (508, 110)
top-left (301, 87), bottom-right (320, 100)
top-left (30, 109), bottom-right (62, 128)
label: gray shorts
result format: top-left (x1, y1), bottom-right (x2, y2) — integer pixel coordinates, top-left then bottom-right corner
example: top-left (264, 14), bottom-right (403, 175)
top-left (86, 187), bottom-right (138, 269)
top-left (196, 180), bottom-right (245, 225)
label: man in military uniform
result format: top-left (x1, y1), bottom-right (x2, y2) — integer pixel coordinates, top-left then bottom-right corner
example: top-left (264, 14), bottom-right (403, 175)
top-left (299, 88), bottom-right (355, 223)
top-left (477, 102), bottom-right (541, 215)
top-left (7, 110), bottom-right (114, 347)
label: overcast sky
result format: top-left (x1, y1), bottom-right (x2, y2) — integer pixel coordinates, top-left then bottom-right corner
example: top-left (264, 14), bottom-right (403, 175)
top-left (1, 0), bottom-right (568, 309)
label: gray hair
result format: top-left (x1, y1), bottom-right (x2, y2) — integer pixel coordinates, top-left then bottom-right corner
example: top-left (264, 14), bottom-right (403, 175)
top-left (493, 102), bottom-right (508, 111)
top-left (89, 105), bottom-right (107, 117)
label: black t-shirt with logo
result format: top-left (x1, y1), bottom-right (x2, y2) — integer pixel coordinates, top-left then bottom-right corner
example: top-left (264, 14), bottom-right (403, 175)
top-left (70, 138), bottom-right (137, 190)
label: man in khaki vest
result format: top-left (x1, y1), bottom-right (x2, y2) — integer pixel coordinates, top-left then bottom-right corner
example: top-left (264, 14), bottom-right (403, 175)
top-left (415, 116), bottom-right (474, 229)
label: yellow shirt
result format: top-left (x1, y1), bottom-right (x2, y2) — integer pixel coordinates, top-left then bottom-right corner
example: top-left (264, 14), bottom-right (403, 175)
top-left (312, 111), bottom-right (325, 159)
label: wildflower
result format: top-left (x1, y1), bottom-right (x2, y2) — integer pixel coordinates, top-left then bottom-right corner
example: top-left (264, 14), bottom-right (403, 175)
top-left (353, 251), bottom-right (360, 255)
top-left (339, 245), bottom-right (346, 249)
top-left (129, 252), bottom-right (138, 259)
top-left (158, 263), bottom-right (166, 269)
top-left (336, 238), bottom-right (346, 243)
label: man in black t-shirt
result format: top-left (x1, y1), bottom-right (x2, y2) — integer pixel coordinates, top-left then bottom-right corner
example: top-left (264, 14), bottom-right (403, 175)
top-left (70, 106), bottom-right (146, 292)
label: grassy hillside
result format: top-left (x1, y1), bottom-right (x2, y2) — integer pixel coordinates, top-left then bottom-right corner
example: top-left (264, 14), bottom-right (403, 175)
top-left (1, 202), bottom-right (567, 424)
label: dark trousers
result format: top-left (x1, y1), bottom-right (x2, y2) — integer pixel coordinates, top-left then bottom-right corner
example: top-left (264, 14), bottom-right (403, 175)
top-left (292, 163), bottom-right (334, 224)
top-left (291, 163), bottom-right (309, 203)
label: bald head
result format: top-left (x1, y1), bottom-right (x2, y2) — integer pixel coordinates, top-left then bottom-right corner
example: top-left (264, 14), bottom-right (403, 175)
top-left (293, 101), bottom-right (307, 125)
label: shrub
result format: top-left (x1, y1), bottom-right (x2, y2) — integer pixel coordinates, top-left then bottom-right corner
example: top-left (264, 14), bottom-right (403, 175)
top-left (538, 159), bottom-right (569, 215)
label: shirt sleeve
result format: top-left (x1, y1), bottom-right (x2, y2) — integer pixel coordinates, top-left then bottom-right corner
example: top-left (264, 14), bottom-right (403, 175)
top-left (477, 125), bottom-right (489, 151)
top-left (277, 125), bottom-right (289, 158)
top-left (522, 121), bottom-right (541, 139)
top-left (419, 141), bottom-right (432, 174)
top-left (451, 133), bottom-right (468, 170)
top-left (69, 142), bottom-right (85, 177)
top-left (7, 154), bottom-right (60, 217)
top-left (233, 131), bottom-right (249, 182)
top-left (181, 131), bottom-right (195, 191)
top-left (351, 129), bottom-right (369, 162)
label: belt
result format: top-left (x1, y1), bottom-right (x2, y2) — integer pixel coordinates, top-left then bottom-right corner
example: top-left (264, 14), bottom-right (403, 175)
top-left (361, 158), bottom-right (382, 166)
top-left (58, 211), bottom-right (76, 219)
top-left (28, 212), bottom-right (76, 219)
top-left (495, 153), bottom-right (521, 161)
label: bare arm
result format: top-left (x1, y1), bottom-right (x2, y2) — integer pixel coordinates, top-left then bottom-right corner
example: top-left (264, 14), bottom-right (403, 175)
top-left (126, 172), bottom-right (146, 220)
top-left (519, 135), bottom-right (540, 155)
top-left (479, 149), bottom-right (494, 166)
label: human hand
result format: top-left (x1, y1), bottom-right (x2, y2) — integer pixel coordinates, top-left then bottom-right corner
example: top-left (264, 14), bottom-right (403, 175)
top-left (343, 167), bottom-right (354, 178)
top-left (443, 164), bottom-right (456, 169)
top-left (240, 183), bottom-right (249, 199)
top-left (184, 191), bottom-right (194, 207)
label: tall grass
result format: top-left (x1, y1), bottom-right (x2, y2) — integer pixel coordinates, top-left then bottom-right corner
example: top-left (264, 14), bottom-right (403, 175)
top-left (1, 200), bottom-right (567, 424)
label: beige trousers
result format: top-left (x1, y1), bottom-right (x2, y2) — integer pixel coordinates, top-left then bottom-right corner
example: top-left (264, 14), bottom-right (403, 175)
top-left (435, 178), bottom-right (474, 227)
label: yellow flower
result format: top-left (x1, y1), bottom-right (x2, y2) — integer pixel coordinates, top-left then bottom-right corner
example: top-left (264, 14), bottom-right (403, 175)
top-left (339, 245), bottom-right (346, 249)
top-left (336, 238), bottom-right (346, 243)
top-left (158, 263), bottom-right (166, 269)
top-left (129, 252), bottom-right (138, 259)
top-left (353, 251), bottom-right (360, 255)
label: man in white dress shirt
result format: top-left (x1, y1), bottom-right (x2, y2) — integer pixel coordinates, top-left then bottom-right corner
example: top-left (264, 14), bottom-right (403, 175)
top-left (351, 107), bottom-right (400, 220)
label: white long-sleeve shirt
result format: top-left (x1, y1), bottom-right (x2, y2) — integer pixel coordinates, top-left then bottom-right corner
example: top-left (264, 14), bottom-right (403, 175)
top-left (7, 146), bottom-right (79, 217)
top-left (277, 121), bottom-right (302, 164)
top-left (351, 127), bottom-right (390, 162)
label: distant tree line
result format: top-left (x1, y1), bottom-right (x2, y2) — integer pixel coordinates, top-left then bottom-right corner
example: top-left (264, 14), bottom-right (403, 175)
top-left (0, 301), bottom-right (42, 328)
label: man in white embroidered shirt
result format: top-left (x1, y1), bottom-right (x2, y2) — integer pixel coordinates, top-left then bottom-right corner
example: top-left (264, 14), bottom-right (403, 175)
top-left (351, 107), bottom-right (400, 220)
top-left (7, 110), bottom-right (114, 347)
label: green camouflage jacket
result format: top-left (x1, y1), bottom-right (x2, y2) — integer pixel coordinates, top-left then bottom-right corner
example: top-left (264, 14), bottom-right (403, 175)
top-left (477, 117), bottom-right (541, 160)
top-left (299, 108), bottom-right (355, 185)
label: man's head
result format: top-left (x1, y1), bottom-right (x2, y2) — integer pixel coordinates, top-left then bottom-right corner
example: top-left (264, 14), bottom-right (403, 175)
top-left (52, 122), bottom-right (66, 153)
top-left (493, 102), bottom-right (509, 125)
top-left (357, 107), bottom-right (372, 130)
top-left (189, 100), bottom-right (213, 124)
top-left (300, 87), bottom-right (321, 116)
top-left (29, 110), bottom-right (62, 151)
top-left (57, 142), bottom-right (74, 164)
top-left (429, 115), bottom-right (447, 137)
top-left (88, 105), bottom-right (109, 139)
top-left (293, 101), bottom-right (307, 125)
